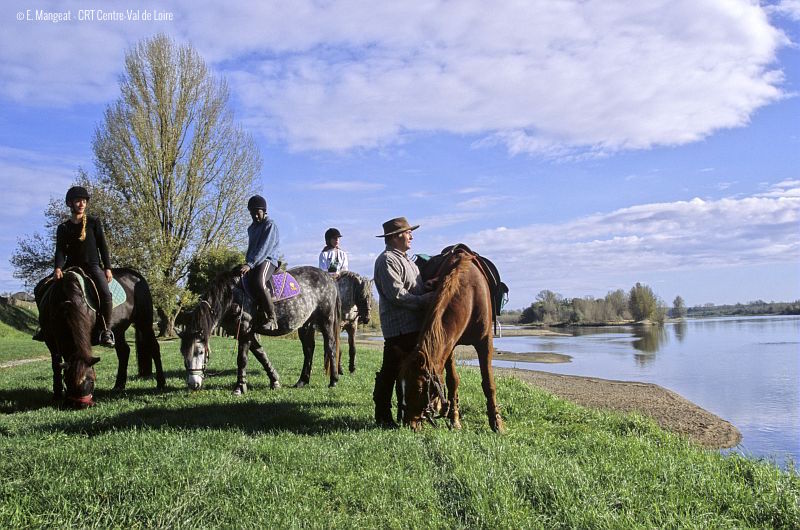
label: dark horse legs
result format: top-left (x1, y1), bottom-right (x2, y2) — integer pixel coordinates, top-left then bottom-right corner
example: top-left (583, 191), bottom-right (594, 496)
top-left (294, 324), bottom-right (315, 388)
top-left (233, 335), bottom-right (282, 395)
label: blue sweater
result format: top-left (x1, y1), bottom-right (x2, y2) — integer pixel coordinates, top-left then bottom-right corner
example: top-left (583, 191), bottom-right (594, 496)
top-left (246, 217), bottom-right (280, 268)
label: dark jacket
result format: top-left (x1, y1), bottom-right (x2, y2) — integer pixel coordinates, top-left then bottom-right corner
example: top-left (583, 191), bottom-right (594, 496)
top-left (54, 215), bottom-right (111, 270)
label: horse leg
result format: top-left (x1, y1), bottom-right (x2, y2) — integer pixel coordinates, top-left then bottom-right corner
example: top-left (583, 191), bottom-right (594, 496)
top-left (49, 350), bottom-right (64, 400)
top-left (445, 353), bottom-right (461, 430)
top-left (233, 335), bottom-right (251, 395)
top-left (250, 336), bottom-right (281, 389)
top-left (294, 324), bottom-right (315, 388)
top-left (346, 322), bottom-right (357, 373)
top-left (321, 319), bottom-right (340, 388)
top-left (112, 324), bottom-right (130, 391)
top-left (475, 340), bottom-right (504, 433)
top-left (136, 321), bottom-right (166, 389)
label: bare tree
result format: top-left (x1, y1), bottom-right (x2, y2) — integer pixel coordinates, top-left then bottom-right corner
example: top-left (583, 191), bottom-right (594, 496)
top-left (93, 34), bottom-right (260, 335)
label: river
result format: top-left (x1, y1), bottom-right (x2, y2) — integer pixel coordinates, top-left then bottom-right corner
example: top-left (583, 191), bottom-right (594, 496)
top-left (485, 315), bottom-right (799, 468)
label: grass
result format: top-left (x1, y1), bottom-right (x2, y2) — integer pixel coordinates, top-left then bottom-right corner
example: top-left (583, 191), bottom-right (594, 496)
top-left (0, 334), bottom-right (798, 528)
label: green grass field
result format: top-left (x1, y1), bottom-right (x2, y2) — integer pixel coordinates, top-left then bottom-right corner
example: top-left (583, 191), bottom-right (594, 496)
top-left (0, 333), bottom-right (798, 528)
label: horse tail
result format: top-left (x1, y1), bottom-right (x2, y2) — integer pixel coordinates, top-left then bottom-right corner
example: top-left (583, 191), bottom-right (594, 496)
top-left (133, 275), bottom-right (156, 377)
top-left (325, 284), bottom-right (343, 377)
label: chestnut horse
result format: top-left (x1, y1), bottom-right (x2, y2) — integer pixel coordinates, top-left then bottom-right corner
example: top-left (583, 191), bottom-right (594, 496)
top-left (399, 247), bottom-right (504, 432)
top-left (34, 267), bottom-right (166, 407)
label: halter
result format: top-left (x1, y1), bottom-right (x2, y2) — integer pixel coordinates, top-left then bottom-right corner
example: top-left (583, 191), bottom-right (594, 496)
top-left (67, 393), bottom-right (95, 407)
top-left (420, 369), bottom-right (449, 425)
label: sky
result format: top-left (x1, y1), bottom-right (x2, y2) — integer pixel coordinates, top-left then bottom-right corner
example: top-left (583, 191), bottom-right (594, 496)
top-left (1, 0), bottom-right (799, 309)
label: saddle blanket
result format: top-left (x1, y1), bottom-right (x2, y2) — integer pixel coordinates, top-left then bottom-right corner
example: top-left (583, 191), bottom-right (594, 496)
top-left (243, 271), bottom-right (301, 302)
top-left (65, 270), bottom-right (127, 311)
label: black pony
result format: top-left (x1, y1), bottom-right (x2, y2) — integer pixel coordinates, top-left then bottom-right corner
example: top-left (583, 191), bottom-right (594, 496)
top-left (35, 267), bottom-right (166, 407)
top-left (179, 266), bottom-right (341, 392)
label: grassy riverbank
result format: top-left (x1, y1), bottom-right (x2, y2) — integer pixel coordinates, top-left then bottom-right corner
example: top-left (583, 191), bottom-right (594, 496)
top-left (1, 335), bottom-right (798, 528)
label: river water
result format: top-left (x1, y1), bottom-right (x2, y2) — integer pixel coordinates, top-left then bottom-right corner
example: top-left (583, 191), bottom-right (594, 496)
top-left (484, 316), bottom-right (799, 467)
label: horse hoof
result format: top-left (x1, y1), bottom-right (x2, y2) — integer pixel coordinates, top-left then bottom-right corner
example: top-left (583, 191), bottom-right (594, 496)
top-left (112, 385), bottom-right (126, 392)
top-left (349, 365), bottom-right (356, 374)
top-left (450, 419), bottom-right (462, 430)
top-left (293, 381), bottom-right (307, 388)
top-left (328, 381), bottom-right (337, 388)
top-left (270, 381), bottom-right (281, 390)
top-left (232, 384), bottom-right (247, 396)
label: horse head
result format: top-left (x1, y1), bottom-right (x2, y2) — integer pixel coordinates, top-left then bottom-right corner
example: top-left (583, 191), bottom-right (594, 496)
top-left (179, 301), bottom-right (215, 390)
top-left (179, 270), bottom-right (238, 390)
top-left (45, 273), bottom-right (100, 407)
top-left (356, 276), bottom-right (373, 325)
top-left (398, 347), bottom-right (448, 431)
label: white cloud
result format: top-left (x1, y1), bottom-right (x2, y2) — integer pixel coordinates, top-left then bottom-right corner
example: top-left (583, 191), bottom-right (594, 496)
top-left (767, 0), bottom-right (800, 21)
top-left (466, 181), bottom-right (800, 303)
top-left (302, 180), bottom-right (385, 192)
top-left (0, 0), bottom-right (788, 156)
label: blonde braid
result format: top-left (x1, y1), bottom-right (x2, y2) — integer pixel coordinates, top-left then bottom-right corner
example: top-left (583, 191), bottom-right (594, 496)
top-left (78, 211), bottom-right (87, 241)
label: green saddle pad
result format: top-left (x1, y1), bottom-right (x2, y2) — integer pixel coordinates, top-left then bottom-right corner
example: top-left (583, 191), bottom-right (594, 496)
top-left (65, 271), bottom-right (127, 311)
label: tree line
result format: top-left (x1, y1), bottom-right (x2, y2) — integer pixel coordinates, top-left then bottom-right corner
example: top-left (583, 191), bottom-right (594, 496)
top-left (10, 34), bottom-right (260, 336)
top-left (515, 283), bottom-right (678, 325)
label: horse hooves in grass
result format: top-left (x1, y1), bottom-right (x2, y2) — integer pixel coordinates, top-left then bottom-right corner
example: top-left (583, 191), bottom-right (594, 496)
top-left (293, 380), bottom-right (308, 388)
top-left (232, 383), bottom-right (248, 396)
top-left (490, 415), bottom-right (505, 433)
top-left (270, 380), bottom-right (281, 390)
top-left (337, 365), bottom-right (344, 376)
top-left (328, 380), bottom-right (337, 388)
top-left (349, 364), bottom-right (356, 374)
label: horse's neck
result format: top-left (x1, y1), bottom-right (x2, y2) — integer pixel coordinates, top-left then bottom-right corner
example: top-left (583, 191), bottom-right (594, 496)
top-left (207, 282), bottom-right (236, 326)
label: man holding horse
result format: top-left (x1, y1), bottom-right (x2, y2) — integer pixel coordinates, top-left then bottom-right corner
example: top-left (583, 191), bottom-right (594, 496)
top-left (239, 194), bottom-right (281, 331)
top-left (372, 216), bottom-right (434, 426)
top-left (45, 186), bottom-right (116, 347)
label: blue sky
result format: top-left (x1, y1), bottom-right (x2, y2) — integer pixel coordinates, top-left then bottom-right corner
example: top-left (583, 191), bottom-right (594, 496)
top-left (1, 0), bottom-right (799, 308)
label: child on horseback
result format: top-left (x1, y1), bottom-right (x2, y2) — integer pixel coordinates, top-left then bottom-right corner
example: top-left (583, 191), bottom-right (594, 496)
top-left (239, 194), bottom-right (281, 331)
top-left (50, 186), bottom-right (116, 347)
top-left (318, 227), bottom-right (349, 276)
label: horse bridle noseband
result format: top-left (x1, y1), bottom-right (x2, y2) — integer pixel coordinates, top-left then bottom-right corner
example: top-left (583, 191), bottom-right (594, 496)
top-left (421, 370), bottom-right (448, 425)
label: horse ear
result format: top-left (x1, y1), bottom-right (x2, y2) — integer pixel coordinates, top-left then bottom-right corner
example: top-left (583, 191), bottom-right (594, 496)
top-left (88, 356), bottom-right (101, 367)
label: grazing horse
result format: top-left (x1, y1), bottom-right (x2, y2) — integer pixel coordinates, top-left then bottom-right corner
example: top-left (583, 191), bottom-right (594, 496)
top-left (330, 271), bottom-right (373, 375)
top-left (35, 267), bottom-right (166, 407)
top-left (179, 266), bottom-right (341, 392)
top-left (399, 247), bottom-right (505, 432)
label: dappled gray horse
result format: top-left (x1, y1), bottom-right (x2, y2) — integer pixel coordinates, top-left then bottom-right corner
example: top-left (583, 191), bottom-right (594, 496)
top-left (331, 271), bottom-right (373, 374)
top-left (180, 266), bottom-right (341, 392)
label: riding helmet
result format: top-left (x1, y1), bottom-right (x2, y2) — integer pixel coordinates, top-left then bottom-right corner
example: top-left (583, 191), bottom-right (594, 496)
top-left (65, 186), bottom-right (91, 205)
top-left (324, 227), bottom-right (342, 244)
top-left (247, 194), bottom-right (267, 212)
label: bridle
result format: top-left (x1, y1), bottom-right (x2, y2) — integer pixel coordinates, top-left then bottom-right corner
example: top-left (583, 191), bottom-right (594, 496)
top-left (420, 369), bottom-right (448, 425)
top-left (187, 300), bottom-right (215, 378)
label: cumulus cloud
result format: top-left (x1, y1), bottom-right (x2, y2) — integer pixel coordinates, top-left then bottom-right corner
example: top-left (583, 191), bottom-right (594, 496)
top-left (767, 0), bottom-right (800, 21)
top-left (0, 0), bottom-right (788, 156)
top-left (467, 181), bottom-right (800, 301)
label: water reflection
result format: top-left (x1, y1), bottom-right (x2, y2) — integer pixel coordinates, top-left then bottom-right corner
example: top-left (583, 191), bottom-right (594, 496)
top-left (673, 320), bottom-right (687, 342)
top-left (632, 325), bottom-right (668, 354)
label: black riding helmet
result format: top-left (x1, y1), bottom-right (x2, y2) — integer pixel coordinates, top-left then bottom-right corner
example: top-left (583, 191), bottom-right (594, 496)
top-left (65, 186), bottom-right (90, 205)
top-left (247, 194), bottom-right (267, 212)
top-left (324, 227), bottom-right (342, 245)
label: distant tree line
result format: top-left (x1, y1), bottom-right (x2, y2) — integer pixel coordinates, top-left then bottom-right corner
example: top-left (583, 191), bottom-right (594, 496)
top-left (518, 283), bottom-right (668, 325)
top-left (686, 300), bottom-right (800, 318)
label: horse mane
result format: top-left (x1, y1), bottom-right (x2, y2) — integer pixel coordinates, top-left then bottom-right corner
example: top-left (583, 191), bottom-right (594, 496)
top-left (57, 275), bottom-right (96, 361)
top-left (416, 254), bottom-right (473, 368)
top-left (193, 269), bottom-right (238, 331)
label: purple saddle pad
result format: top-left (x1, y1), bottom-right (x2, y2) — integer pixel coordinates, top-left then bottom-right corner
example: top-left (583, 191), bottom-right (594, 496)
top-left (243, 270), bottom-right (301, 302)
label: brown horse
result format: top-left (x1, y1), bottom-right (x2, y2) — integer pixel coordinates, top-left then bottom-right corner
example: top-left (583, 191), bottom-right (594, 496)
top-left (399, 247), bottom-right (504, 432)
top-left (34, 267), bottom-right (166, 407)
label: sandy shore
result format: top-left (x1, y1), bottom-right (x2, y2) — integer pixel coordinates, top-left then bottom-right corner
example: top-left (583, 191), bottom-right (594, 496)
top-left (358, 331), bottom-right (741, 449)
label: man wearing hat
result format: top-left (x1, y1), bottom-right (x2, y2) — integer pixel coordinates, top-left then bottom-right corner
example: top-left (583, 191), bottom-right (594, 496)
top-left (372, 216), bottom-right (434, 426)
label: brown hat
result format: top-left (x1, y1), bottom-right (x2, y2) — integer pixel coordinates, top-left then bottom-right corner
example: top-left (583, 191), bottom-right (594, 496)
top-left (376, 216), bottom-right (420, 237)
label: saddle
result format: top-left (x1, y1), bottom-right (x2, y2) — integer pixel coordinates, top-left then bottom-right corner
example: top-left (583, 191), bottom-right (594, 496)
top-left (241, 270), bottom-right (301, 303)
top-left (37, 267), bottom-right (127, 313)
top-left (440, 244), bottom-right (509, 334)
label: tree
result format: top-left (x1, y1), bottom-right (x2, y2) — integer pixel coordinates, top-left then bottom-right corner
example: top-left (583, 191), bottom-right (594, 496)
top-left (629, 282), bottom-right (660, 322)
top-left (672, 295), bottom-right (687, 318)
top-left (187, 247), bottom-right (244, 295)
top-left (92, 34), bottom-right (261, 336)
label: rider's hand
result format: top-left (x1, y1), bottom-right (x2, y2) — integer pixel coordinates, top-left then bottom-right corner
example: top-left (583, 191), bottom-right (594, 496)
top-left (239, 264), bottom-right (251, 276)
top-left (105, 269), bottom-right (113, 283)
top-left (53, 268), bottom-right (63, 280)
